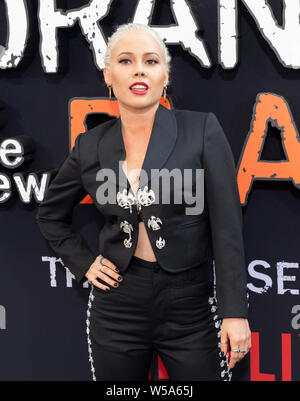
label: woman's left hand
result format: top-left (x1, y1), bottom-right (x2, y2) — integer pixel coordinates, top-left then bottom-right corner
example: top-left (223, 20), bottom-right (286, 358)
top-left (220, 318), bottom-right (251, 369)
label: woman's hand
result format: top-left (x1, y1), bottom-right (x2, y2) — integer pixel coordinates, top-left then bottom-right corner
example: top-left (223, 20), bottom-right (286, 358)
top-left (85, 254), bottom-right (123, 291)
top-left (220, 318), bottom-right (251, 369)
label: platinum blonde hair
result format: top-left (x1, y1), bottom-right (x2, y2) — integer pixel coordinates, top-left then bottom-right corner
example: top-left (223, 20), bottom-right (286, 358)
top-left (104, 23), bottom-right (172, 74)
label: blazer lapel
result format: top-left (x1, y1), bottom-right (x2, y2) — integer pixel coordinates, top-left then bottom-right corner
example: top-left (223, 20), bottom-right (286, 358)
top-left (97, 103), bottom-right (178, 193)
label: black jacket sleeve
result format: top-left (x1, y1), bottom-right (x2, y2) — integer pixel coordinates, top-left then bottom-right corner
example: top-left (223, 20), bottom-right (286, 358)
top-left (35, 133), bottom-right (97, 284)
top-left (203, 112), bottom-right (248, 319)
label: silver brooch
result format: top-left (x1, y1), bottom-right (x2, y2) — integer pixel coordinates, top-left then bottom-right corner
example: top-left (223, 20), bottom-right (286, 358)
top-left (116, 189), bottom-right (136, 214)
top-left (156, 236), bottom-right (165, 249)
top-left (147, 216), bottom-right (162, 231)
top-left (120, 220), bottom-right (133, 248)
top-left (136, 186), bottom-right (155, 207)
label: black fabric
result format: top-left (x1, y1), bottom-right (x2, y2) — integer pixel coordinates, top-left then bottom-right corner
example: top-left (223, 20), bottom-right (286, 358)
top-left (88, 255), bottom-right (231, 381)
top-left (36, 104), bottom-right (248, 318)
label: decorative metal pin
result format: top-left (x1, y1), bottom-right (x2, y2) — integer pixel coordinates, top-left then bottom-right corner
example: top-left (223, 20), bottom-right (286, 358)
top-left (120, 220), bottom-right (133, 248)
top-left (147, 216), bottom-right (162, 231)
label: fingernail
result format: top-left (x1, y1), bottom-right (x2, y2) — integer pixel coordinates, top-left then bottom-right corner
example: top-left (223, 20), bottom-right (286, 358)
top-left (115, 268), bottom-right (120, 272)
top-left (117, 276), bottom-right (122, 281)
top-left (114, 283), bottom-right (118, 287)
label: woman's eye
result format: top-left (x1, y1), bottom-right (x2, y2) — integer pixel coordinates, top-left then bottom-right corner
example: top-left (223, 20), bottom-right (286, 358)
top-left (118, 58), bottom-right (158, 64)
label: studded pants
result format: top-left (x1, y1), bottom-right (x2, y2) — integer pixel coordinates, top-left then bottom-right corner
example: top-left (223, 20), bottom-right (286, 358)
top-left (86, 255), bottom-right (231, 381)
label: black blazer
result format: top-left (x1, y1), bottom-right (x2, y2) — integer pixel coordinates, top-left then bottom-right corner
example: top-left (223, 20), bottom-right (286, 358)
top-left (36, 103), bottom-right (248, 318)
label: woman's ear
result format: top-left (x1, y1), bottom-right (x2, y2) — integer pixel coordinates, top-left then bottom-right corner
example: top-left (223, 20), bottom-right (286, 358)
top-left (164, 70), bottom-right (169, 87)
top-left (103, 66), bottom-right (111, 86)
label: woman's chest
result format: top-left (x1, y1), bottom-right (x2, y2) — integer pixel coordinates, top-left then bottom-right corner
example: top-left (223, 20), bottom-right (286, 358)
top-left (82, 128), bottom-right (203, 210)
top-left (121, 136), bottom-right (151, 194)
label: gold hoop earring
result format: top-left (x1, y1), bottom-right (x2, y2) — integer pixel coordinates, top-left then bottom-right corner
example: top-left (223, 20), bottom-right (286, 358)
top-left (163, 86), bottom-right (167, 103)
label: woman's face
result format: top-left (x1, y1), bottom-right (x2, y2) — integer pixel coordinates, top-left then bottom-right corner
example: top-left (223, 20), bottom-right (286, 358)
top-left (103, 31), bottom-right (169, 111)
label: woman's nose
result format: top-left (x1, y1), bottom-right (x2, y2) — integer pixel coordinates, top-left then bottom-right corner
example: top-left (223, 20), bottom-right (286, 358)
top-left (134, 70), bottom-right (145, 77)
top-left (134, 61), bottom-right (146, 77)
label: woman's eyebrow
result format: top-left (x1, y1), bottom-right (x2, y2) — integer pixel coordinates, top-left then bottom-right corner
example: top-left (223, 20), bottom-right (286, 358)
top-left (117, 51), bottom-right (160, 57)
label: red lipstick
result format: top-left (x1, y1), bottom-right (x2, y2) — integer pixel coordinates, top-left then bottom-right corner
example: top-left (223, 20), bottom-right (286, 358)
top-left (129, 82), bottom-right (149, 95)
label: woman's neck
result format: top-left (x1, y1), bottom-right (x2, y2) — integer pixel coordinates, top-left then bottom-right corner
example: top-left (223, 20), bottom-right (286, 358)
top-left (118, 102), bottom-right (159, 137)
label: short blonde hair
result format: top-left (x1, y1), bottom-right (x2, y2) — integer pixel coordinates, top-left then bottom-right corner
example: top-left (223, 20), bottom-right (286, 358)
top-left (104, 22), bottom-right (172, 74)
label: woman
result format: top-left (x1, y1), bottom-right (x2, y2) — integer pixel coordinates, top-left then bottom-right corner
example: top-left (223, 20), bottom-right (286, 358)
top-left (36, 22), bottom-right (251, 381)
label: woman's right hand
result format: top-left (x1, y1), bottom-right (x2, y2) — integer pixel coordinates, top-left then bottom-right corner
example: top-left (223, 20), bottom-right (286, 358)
top-left (85, 254), bottom-right (123, 291)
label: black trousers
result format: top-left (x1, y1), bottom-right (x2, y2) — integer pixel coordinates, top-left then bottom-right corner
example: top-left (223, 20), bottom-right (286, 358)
top-left (86, 255), bottom-right (231, 381)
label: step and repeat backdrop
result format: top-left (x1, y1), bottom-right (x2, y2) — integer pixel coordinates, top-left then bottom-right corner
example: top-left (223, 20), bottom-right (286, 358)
top-left (1, 0), bottom-right (300, 381)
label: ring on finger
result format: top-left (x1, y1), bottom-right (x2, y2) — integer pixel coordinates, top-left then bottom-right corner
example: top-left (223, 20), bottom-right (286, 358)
top-left (231, 349), bottom-right (240, 353)
top-left (100, 256), bottom-right (105, 266)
